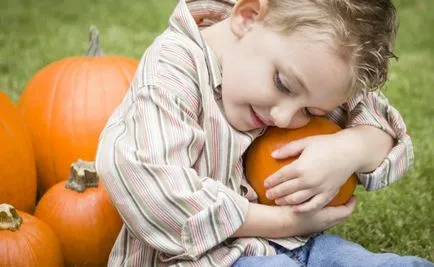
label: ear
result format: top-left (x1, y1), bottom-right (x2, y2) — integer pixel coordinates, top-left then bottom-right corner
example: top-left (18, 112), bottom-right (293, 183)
top-left (230, 0), bottom-right (269, 38)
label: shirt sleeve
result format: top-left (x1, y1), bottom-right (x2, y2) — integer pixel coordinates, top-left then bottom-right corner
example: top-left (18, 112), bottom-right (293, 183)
top-left (95, 83), bottom-right (249, 262)
top-left (327, 91), bottom-right (414, 191)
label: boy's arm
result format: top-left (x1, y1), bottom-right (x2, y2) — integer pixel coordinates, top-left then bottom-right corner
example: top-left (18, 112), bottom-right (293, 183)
top-left (232, 199), bottom-right (356, 238)
top-left (95, 83), bottom-right (357, 261)
top-left (328, 90), bottom-right (414, 191)
top-left (95, 85), bottom-right (249, 261)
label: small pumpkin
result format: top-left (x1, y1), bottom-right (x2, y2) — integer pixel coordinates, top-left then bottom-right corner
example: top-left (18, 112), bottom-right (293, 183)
top-left (0, 203), bottom-right (64, 267)
top-left (245, 117), bottom-right (358, 206)
top-left (34, 160), bottom-right (123, 267)
top-left (0, 92), bottom-right (36, 213)
top-left (18, 26), bottom-right (138, 195)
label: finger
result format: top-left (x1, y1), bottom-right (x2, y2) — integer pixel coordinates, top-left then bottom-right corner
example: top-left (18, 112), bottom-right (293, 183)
top-left (264, 162), bottom-right (300, 189)
top-left (334, 196), bottom-right (357, 223)
top-left (271, 138), bottom-right (309, 159)
top-left (274, 188), bottom-right (314, 205)
top-left (292, 193), bottom-right (330, 213)
top-left (322, 196), bottom-right (357, 225)
top-left (294, 187), bottom-right (340, 212)
top-left (343, 195), bottom-right (357, 210)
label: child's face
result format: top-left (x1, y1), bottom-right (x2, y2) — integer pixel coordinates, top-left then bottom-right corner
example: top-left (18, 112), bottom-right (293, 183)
top-left (221, 24), bottom-right (352, 132)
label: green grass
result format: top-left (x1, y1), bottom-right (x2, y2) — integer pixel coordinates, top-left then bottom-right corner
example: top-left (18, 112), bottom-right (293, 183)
top-left (1, 0), bottom-right (433, 262)
top-left (327, 0), bottom-right (434, 260)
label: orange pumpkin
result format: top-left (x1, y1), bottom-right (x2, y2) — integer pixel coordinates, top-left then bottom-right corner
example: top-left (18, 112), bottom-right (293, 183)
top-left (0, 203), bottom-right (64, 267)
top-left (34, 160), bottom-right (123, 267)
top-left (0, 93), bottom-right (37, 213)
top-left (245, 117), bottom-right (358, 207)
top-left (18, 26), bottom-right (138, 195)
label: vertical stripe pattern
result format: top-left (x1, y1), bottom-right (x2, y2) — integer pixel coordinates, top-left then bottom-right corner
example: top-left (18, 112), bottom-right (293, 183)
top-left (95, 0), bottom-right (414, 266)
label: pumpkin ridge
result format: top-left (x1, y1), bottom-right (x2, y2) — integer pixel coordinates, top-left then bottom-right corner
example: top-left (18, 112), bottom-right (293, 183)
top-left (69, 60), bottom-right (82, 153)
top-left (71, 60), bottom-right (92, 150)
top-left (109, 57), bottom-right (133, 90)
top-left (20, 225), bottom-right (39, 265)
top-left (1, 210), bottom-right (65, 266)
top-left (79, 60), bottom-right (93, 148)
top-left (0, 118), bottom-right (14, 141)
top-left (18, 32), bottom-right (138, 196)
top-left (0, 93), bottom-right (36, 213)
top-left (46, 58), bottom-right (77, 194)
top-left (94, 59), bottom-right (109, 122)
top-left (245, 117), bottom-right (357, 207)
top-left (34, 161), bottom-right (122, 267)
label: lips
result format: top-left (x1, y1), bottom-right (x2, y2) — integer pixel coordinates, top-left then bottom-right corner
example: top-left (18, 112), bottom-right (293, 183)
top-left (250, 106), bottom-right (266, 127)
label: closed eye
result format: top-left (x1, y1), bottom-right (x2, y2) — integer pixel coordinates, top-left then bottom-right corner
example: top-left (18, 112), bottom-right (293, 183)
top-left (274, 71), bottom-right (292, 93)
top-left (304, 108), bottom-right (314, 117)
top-left (304, 108), bottom-right (328, 117)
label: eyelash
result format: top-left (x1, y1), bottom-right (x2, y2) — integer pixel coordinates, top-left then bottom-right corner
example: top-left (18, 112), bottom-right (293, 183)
top-left (274, 71), bottom-right (291, 93)
top-left (274, 71), bottom-right (313, 117)
top-left (304, 108), bottom-right (314, 117)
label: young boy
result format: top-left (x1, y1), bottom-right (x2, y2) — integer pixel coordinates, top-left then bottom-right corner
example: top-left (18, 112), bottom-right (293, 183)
top-left (95, 0), bottom-right (433, 266)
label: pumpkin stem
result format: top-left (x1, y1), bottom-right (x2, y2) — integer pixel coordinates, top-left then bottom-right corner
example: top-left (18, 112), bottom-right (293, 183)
top-left (85, 25), bottom-right (104, 57)
top-left (0, 204), bottom-right (23, 231)
top-left (65, 160), bottom-right (99, 193)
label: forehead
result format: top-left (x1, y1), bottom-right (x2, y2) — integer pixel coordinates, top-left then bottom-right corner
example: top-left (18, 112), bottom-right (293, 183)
top-left (275, 30), bottom-right (353, 106)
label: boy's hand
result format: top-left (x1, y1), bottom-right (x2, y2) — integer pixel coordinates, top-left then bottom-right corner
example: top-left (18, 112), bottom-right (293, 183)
top-left (264, 133), bottom-right (361, 213)
top-left (280, 196), bottom-right (357, 237)
top-left (232, 196), bottom-right (357, 238)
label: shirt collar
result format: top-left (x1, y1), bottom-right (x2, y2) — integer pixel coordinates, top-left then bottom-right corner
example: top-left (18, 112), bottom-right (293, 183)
top-left (169, 0), bottom-right (234, 92)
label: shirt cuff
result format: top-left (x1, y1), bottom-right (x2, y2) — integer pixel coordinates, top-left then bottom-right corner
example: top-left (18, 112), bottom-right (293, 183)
top-left (356, 136), bottom-right (414, 191)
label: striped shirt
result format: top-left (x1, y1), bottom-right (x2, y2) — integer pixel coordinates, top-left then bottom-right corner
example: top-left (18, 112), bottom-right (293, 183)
top-left (95, 0), bottom-right (414, 266)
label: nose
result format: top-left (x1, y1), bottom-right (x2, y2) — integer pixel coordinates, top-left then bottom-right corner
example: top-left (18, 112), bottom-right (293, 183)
top-left (270, 106), bottom-right (310, 129)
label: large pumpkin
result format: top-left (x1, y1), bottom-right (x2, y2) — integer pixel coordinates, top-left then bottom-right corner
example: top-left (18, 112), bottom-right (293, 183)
top-left (0, 203), bottom-right (64, 267)
top-left (34, 160), bottom-right (123, 267)
top-left (245, 117), bottom-right (358, 207)
top-left (18, 26), bottom-right (138, 195)
top-left (0, 92), bottom-right (37, 213)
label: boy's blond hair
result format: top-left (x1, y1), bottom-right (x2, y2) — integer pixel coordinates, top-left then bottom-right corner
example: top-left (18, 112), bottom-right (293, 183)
top-left (264, 0), bottom-right (398, 95)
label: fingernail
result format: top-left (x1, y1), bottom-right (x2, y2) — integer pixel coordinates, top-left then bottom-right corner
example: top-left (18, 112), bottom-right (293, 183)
top-left (266, 191), bottom-right (272, 199)
top-left (264, 180), bottom-right (270, 188)
top-left (271, 150), bottom-right (279, 158)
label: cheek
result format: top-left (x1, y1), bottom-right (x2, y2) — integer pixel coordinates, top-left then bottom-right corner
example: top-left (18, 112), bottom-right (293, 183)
top-left (221, 58), bottom-right (242, 91)
top-left (223, 67), bottom-right (272, 96)
top-left (287, 116), bottom-right (310, 129)
top-left (222, 53), bottom-right (275, 103)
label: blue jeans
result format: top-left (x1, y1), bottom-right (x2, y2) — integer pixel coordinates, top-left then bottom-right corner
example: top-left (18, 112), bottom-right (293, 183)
top-left (232, 234), bottom-right (433, 267)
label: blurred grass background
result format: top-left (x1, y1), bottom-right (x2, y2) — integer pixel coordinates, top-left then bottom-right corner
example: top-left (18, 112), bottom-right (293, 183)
top-left (1, 0), bottom-right (432, 262)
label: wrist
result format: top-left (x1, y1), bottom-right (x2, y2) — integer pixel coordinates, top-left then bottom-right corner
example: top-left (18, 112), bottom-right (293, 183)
top-left (232, 203), bottom-right (290, 238)
top-left (337, 126), bottom-right (394, 173)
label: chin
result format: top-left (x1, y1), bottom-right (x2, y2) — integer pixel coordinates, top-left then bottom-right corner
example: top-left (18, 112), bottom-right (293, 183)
top-left (223, 107), bottom-right (253, 131)
top-left (227, 119), bottom-right (249, 132)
